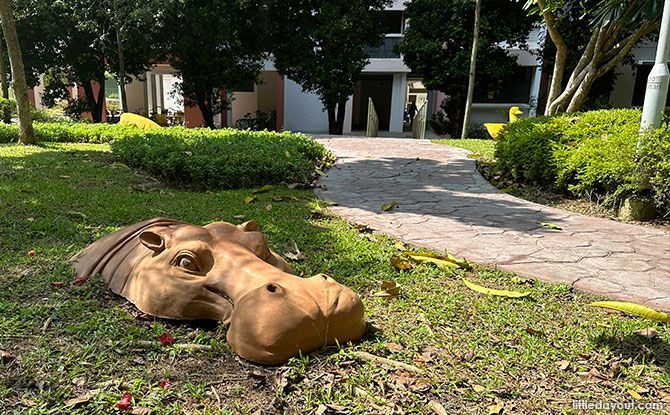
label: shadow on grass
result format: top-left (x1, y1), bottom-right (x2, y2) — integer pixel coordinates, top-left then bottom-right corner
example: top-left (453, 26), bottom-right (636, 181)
top-left (593, 333), bottom-right (670, 367)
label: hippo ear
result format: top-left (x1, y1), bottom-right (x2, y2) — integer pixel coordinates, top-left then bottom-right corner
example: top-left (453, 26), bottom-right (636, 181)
top-left (238, 220), bottom-right (260, 232)
top-left (139, 230), bottom-right (166, 253)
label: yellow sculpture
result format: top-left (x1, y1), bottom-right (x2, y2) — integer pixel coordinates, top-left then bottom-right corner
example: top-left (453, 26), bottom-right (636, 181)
top-left (484, 106), bottom-right (523, 139)
top-left (119, 113), bottom-right (162, 130)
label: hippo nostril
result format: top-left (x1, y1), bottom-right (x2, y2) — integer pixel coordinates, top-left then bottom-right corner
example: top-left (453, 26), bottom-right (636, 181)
top-left (267, 283), bottom-right (278, 293)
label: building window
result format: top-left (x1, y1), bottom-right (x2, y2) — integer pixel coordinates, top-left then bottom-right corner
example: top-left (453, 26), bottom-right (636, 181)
top-left (474, 66), bottom-right (534, 104)
top-left (363, 37), bottom-right (402, 59)
top-left (379, 11), bottom-right (403, 34)
top-left (631, 63), bottom-right (670, 106)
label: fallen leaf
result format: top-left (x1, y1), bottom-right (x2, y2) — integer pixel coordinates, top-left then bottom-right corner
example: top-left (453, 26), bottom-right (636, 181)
top-left (315, 404), bottom-right (327, 415)
top-left (71, 377), bottom-right (86, 387)
top-left (27, 217), bottom-right (34, 222)
top-left (487, 401), bottom-right (504, 415)
top-left (372, 280), bottom-right (400, 299)
top-left (538, 221), bottom-right (562, 230)
top-left (60, 175), bottom-right (71, 179)
top-left (159, 332), bottom-right (175, 346)
top-left (243, 195), bottom-right (256, 204)
top-left (555, 359), bottom-right (570, 371)
top-left (321, 199), bottom-right (338, 206)
top-left (404, 251), bottom-right (470, 270)
top-left (462, 278), bottom-right (530, 298)
top-left (472, 385), bottom-right (485, 393)
top-left (353, 223), bottom-right (372, 233)
top-left (385, 342), bottom-right (404, 352)
top-left (65, 389), bottom-right (100, 407)
top-left (427, 400), bottom-right (448, 415)
top-left (233, 215), bottom-right (246, 221)
top-left (73, 276), bottom-right (88, 285)
top-left (252, 184), bottom-right (274, 194)
top-left (131, 407), bottom-right (151, 415)
top-left (628, 389), bottom-right (642, 400)
top-left (28, 250), bottom-right (36, 257)
top-left (0, 350), bottom-right (14, 364)
top-left (390, 255), bottom-right (414, 270)
top-left (50, 281), bottom-right (66, 288)
top-left (590, 301), bottom-right (670, 322)
top-left (314, 168), bottom-right (327, 177)
top-left (634, 327), bottom-right (659, 339)
top-left (265, 204), bottom-right (273, 211)
top-left (381, 201), bottom-right (399, 212)
top-left (283, 241), bottom-right (306, 261)
top-left (20, 398), bottom-right (37, 407)
top-left (524, 327), bottom-right (545, 336)
top-left (158, 379), bottom-right (172, 389)
top-left (115, 392), bottom-right (133, 411)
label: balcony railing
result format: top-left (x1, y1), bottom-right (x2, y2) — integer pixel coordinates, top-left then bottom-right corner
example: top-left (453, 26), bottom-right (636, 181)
top-left (364, 36), bottom-right (402, 59)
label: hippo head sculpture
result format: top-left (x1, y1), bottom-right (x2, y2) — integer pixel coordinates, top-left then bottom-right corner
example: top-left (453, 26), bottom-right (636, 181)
top-left (70, 218), bottom-right (365, 365)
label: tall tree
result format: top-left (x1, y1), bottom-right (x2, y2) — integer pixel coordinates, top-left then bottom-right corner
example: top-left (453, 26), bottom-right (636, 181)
top-left (527, 0), bottom-right (661, 115)
top-left (269, 0), bottom-right (390, 135)
top-left (0, 32), bottom-right (11, 123)
top-left (399, 0), bottom-right (535, 137)
top-left (462, 0), bottom-right (482, 139)
top-left (0, 0), bottom-right (34, 144)
top-left (160, 0), bottom-right (267, 128)
top-left (14, 0), bottom-right (163, 121)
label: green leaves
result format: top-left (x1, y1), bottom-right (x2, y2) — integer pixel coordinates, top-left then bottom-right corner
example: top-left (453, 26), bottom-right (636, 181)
top-left (403, 251), bottom-right (471, 270)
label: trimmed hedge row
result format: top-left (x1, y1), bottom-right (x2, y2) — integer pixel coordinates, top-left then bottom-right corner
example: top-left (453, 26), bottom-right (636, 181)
top-left (110, 127), bottom-right (332, 189)
top-left (495, 109), bottom-right (669, 214)
top-left (0, 121), bottom-right (142, 143)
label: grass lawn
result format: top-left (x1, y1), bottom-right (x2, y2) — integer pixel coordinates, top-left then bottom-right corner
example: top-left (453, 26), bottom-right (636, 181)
top-left (431, 139), bottom-right (496, 160)
top-left (2, 143), bottom-right (670, 414)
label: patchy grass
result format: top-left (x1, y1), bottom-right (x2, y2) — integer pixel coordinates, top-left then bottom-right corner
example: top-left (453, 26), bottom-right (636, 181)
top-left (1, 143), bottom-right (670, 414)
top-left (431, 139), bottom-right (496, 160)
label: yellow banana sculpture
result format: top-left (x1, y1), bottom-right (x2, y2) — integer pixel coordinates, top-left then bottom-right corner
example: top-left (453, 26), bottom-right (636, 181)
top-left (483, 106), bottom-right (523, 140)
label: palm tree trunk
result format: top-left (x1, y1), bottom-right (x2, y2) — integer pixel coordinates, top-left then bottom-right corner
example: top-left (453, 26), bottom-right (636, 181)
top-left (0, 0), bottom-right (34, 144)
top-left (461, 0), bottom-right (481, 139)
top-left (115, 25), bottom-right (128, 113)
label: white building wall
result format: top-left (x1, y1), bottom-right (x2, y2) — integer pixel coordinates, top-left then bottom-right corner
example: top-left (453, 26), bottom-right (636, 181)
top-left (610, 40), bottom-right (657, 108)
top-left (284, 79), bottom-right (329, 132)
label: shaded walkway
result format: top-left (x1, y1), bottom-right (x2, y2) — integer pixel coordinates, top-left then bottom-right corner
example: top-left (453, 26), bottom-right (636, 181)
top-left (315, 137), bottom-right (670, 310)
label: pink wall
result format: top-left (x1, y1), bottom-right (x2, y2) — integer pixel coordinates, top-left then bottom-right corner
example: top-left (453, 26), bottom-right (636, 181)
top-left (183, 100), bottom-right (204, 128)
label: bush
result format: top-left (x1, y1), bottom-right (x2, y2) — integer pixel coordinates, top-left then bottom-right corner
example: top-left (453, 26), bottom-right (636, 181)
top-left (495, 109), bottom-right (670, 215)
top-left (111, 127), bottom-right (332, 189)
top-left (0, 122), bottom-right (143, 144)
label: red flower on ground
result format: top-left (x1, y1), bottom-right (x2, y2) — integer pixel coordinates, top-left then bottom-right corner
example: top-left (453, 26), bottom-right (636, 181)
top-left (115, 392), bottom-right (132, 411)
top-left (73, 276), bottom-right (88, 285)
top-left (158, 378), bottom-right (172, 389)
top-left (27, 250), bottom-right (36, 257)
top-left (159, 332), bottom-right (175, 346)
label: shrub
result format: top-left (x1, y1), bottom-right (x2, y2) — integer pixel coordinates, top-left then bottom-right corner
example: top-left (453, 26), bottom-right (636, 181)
top-left (111, 127), bottom-right (332, 189)
top-left (0, 122), bottom-right (143, 144)
top-left (495, 108), bottom-right (670, 214)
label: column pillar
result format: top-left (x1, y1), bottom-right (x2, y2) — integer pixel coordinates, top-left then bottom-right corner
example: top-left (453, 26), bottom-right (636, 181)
top-left (389, 73), bottom-right (407, 133)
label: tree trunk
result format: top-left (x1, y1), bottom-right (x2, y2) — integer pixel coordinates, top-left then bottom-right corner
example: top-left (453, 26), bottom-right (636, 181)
top-left (81, 79), bottom-right (105, 123)
top-left (0, 0), bottom-right (34, 144)
top-left (115, 24), bottom-right (128, 113)
top-left (196, 95), bottom-right (215, 128)
top-left (461, 0), bottom-right (481, 139)
top-left (335, 99), bottom-right (346, 135)
top-left (537, 0), bottom-right (569, 116)
top-left (0, 32), bottom-right (10, 123)
top-left (327, 103), bottom-right (338, 134)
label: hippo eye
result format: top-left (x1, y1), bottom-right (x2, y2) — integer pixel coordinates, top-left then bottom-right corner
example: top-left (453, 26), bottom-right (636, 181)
top-left (173, 253), bottom-right (201, 273)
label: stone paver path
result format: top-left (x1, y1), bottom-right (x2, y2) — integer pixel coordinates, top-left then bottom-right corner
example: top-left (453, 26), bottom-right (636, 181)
top-left (315, 137), bottom-right (670, 310)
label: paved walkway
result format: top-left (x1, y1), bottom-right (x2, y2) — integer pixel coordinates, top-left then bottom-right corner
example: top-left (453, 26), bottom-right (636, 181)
top-left (315, 137), bottom-right (670, 310)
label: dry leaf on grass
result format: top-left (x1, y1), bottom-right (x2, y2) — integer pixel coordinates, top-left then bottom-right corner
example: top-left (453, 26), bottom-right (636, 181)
top-left (555, 360), bottom-right (570, 371)
top-left (404, 251), bottom-right (470, 270)
top-left (487, 401), bottom-right (504, 415)
top-left (252, 184), bottom-right (274, 194)
top-left (283, 241), bottom-right (306, 261)
top-left (634, 327), bottom-right (659, 339)
top-left (390, 255), bottom-right (414, 270)
top-left (243, 195), bottom-right (256, 204)
top-left (428, 400), bottom-right (449, 415)
top-left (372, 280), bottom-right (400, 299)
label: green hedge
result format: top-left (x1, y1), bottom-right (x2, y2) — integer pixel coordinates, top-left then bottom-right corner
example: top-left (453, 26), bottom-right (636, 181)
top-left (495, 109), bottom-right (670, 214)
top-left (0, 121), bottom-right (142, 143)
top-left (110, 127), bottom-right (332, 189)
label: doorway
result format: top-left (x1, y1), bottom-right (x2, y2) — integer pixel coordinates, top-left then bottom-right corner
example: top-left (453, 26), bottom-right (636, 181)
top-left (352, 75), bottom-right (393, 131)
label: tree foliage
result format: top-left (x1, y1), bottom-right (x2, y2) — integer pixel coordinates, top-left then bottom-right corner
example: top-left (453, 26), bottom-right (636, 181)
top-left (159, 0), bottom-right (267, 129)
top-left (527, 0), bottom-right (661, 115)
top-left (399, 0), bottom-right (535, 137)
top-left (14, 0), bottom-right (163, 122)
top-left (269, 0), bottom-right (390, 134)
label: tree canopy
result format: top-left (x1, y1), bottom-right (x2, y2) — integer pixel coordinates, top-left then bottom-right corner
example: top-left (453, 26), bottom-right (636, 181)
top-left (399, 0), bottom-right (536, 136)
top-left (269, 0), bottom-right (390, 134)
top-left (160, 0), bottom-right (267, 129)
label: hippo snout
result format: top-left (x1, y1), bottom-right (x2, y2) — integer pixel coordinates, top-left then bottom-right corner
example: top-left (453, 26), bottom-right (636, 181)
top-left (226, 274), bottom-right (365, 365)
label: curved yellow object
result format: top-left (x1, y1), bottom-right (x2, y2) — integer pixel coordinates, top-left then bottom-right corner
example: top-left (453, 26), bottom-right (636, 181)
top-left (484, 106), bottom-right (523, 140)
top-left (119, 113), bottom-right (162, 130)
